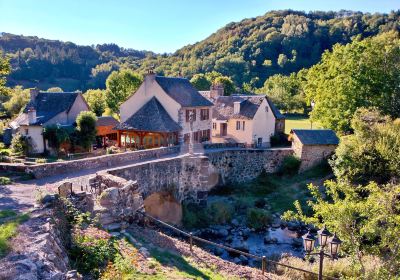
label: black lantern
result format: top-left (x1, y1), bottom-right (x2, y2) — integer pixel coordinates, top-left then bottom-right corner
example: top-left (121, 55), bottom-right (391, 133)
top-left (302, 231), bottom-right (316, 254)
top-left (328, 233), bottom-right (342, 257)
top-left (317, 225), bottom-right (332, 247)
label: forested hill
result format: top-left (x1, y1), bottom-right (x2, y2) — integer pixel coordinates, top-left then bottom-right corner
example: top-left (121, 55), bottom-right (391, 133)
top-left (0, 33), bottom-right (153, 91)
top-left (1, 10), bottom-right (400, 91)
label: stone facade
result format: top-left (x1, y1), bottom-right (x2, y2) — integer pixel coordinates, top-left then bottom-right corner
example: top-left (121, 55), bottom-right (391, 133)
top-left (206, 148), bottom-right (293, 184)
top-left (0, 146), bottom-right (179, 179)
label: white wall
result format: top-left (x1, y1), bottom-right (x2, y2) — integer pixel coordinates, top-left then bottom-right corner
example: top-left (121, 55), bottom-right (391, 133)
top-left (252, 98), bottom-right (276, 147)
top-left (226, 118), bottom-right (254, 144)
top-left (67, 94), bottom-right (90, 124)
top-left (19, 125), bottom-right (44, 154)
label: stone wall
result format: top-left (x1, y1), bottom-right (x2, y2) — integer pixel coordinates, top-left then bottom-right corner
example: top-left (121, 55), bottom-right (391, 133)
top-left (107, 148), bottom-right (293, 204)
top-left (206, 148), bottom-right (293, 184)
top-left (0, 146), bottom-right (179, 179)
top-left (297, 144), bottom-right (336, 172)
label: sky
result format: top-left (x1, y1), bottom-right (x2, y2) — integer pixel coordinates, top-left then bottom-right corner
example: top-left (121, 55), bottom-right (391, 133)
top-left (0, 0), bottom-right (399, 53)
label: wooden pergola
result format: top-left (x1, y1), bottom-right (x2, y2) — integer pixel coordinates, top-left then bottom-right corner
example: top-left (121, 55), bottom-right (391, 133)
top-left (117, 130), bottom-right (179, 149)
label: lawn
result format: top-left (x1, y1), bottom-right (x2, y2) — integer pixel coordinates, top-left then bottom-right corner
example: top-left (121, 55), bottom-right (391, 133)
top-left (0, 210), bottom-right (29, 257)
top-left (284, 115), bottom-right (321, 134)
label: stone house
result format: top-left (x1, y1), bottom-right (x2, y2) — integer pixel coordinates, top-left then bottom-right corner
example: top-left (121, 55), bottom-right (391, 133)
top-left (8, 89), bottom-right (90, 154)
top-left (291, 129), bottom-right (339, 171)
top-left (116, 72), bottom-right (213, 149)
top-left (199, 85), bottom-right (284, 147)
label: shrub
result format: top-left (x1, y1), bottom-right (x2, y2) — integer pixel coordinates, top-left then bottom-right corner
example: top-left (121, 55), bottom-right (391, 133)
top-left (71, 226), bottom-right (116, 277)
top-left (254, 198), bottom-right (266, 208)
top-left (10, 133), bottom-right (28, 156)
top-left (279, 155), bottom-right (301, 175)
top-left (207, 201), bottom-right (234, 224)
top-left (182, 203), bottom-right (209, 229)
top-left (35, 158), bottom-right (47, 164)
top-left (0, 177), bottom-right (11, 185)
top-left (76, 111), bottom-right (97, 150)
top-left (234, 197), bottom-right (253, 211)
top-left (106, 146), bottom-right (120, 154)
top-left (246, 208), bottom-right (272, 230)
top-left (43, 125), bottom-right (71, 153)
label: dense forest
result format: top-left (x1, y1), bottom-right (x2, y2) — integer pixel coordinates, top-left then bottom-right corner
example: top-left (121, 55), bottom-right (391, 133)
top-left (1, 10), bottom-right (399, 91)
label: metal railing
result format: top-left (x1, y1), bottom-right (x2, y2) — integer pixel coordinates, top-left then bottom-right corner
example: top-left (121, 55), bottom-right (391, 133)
top-left (138, 211), bottom-right (339, 280)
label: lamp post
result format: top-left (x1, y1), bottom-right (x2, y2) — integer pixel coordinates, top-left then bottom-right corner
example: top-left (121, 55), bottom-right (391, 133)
top-left (302, 226), bottom-right (342, 280)
top-left (310, 100), bottom-right (315, 129)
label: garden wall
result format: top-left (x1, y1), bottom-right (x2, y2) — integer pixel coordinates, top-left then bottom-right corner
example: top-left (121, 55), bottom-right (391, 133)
top-left (0, 146), bottom-right (180, 179)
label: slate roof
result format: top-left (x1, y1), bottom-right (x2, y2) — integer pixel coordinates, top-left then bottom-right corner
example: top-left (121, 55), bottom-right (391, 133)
top-left (155, 76), bottom-right (213, 107)
top-left (212, 95), bottom-right (284, 121)
top-left (266, 97), bottom-right (285, 119)
top-left (11, 92), bottom-right (82, 127)
top-left (96, 116), bottom-right (119, 127)
top-left (291, 129), bottom-right (339, 145)
top-left (115, 97), bottom-right (181, 132)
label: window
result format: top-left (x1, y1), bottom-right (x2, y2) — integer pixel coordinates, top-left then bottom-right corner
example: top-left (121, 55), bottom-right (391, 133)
top-left (242, 121), bottom-right (245, 131)
top-left (212, 122), bottom-right (217, 130)
top-left (200, 109), bottom-right (209, 120)
top-left (25, 129), bottom-right (29, 135)
top-left (186, 109), bottom-right (196, 122)
top-left (236, 121), bottom-right (241, 130)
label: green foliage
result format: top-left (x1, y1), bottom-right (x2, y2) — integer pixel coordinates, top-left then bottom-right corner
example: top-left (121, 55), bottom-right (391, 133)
top-left (257, 71), bottom-right (306, 113)
top-left (0, 212), bottom-right (29, 257)
top-left (3, 86), bottom-right (30, 117)
top-left (0, 52), bottom-right (11, 115)
top-left (207, 201), bottom-right (233, 224)
top-left (84, 89), bottom-right (107, 116)
top-left (283, 181), bottom-right (400, 277)
top-left (105, 69), bottom-right (142, 113)
top-left (331, 108), bottom-right (400, 185)
top-left (0, 177), bottom-right (11, 185)
top-left (76, 111), bottom-right (97, 150)
top-left (43, 125), bottom-right (71, 152)
top-left (305, 32), bottom-right (400, 133)
top-left (279, 155), bottom-right (301, 175)
top-left (214, 76), bottom-right (235, 95)
top-left (190, 73), bottom-right (211, 90)
top-left (182, 201), bottom-right (234, 229)
top-left (35, 158), bottom-right (47, 164)
top-left (10, 133), bottom-right (28, 156)
top-left (246, 208), bottom-right (272, 230)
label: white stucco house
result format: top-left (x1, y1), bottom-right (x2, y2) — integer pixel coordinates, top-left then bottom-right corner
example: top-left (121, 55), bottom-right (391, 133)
top-left (8, 89), bottom-right (90, 154)
top-left (200, 86), bottom-right (285, 147)
top-left (116, 72), bottom-right (214, 149)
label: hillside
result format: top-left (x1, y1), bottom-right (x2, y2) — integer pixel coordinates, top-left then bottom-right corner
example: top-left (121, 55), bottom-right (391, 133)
top-left (1, 10), bottom-right (399, 91)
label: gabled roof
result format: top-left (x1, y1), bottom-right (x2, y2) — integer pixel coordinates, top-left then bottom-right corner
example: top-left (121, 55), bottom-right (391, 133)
top-left (155, 76), bottom-right (213, 107)
top-left (212, 95), bottom-right (280, 120)
top-left (291, 129), bottom-right (339, 145)
top-left (266, 97), bottom-right (285, 120)
top-left (96, 116), bottom-right (119, 127)
top-left (115, 97), bottom-right (181, 133)
top-left (11, 92), bottom-right (84, 127)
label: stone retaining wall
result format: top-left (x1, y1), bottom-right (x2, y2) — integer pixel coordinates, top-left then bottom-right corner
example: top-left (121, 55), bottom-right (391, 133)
top-left (0, 146), bottom-right (179, 179)
top-left (205, 148), bottom-right (293, 184)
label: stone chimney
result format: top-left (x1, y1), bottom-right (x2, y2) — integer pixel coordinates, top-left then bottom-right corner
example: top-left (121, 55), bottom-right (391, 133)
top-left (210, 84), bottom-right (224, 99)
top-left (27, 107), bottom-right (37, 124)
top-left (29, 88), bottom-right (40, 103)
top-left (144, 68), bottom-right (156, 95)
top-left (233, 101), bottom-right (241, 114)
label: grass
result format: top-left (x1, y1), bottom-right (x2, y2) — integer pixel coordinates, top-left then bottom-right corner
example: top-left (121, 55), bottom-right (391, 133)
top-left (284, 114), bottom-right (321, 134)
top-left (0, 210), bottom-right (29, 257)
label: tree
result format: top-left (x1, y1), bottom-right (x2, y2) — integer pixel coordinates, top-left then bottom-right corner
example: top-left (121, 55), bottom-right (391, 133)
top-left (190, 74), bottom-right (211, 91)
top-left (283, 181), bottom-right (400, 277)
top-left (330, 108), bottom-right (400, 185)
top-left (105, 69), bottom-right (142, 113)
top-left (76, 111), bottom-right (97, 150)
top-left (256, 73), bottom-right (306, 113)
top-left (46, 87), bottom-right (64, 92)
top-left (43, 125), bottom-right (71, 153)
top-left (305, 32), bottom-right (400, 133)
top-left (3, 86), bottom-right (30, 117)
top-left (84, 89), bottom-right (107, 116)
top-left (214, 76), bottom-right (235, 96)
top-left (0, 52), bottom-right (11, 114)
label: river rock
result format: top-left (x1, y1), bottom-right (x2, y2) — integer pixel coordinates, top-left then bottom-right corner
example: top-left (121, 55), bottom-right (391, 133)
top-left (264, 236), bottom-right (278, 244)
top-left (239, 255), bottom-right (248, 265)
top-left (218, 228), bottom-right (229, 237)
top-left (214, 247), bottom-right (225, 256)
top-left (233, 257), bottom-right (241, 264)
top-left (231, 219), bottom-right (239, 227)
top-left (242, 228), bottom-right (251, 239)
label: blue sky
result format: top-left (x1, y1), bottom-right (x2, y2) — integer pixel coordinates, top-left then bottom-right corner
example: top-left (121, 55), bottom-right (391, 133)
top-left (0, 0), bottom-right (398, 53)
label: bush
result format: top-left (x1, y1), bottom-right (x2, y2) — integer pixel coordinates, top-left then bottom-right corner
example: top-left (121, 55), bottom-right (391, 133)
top-left (10, 133), bottom-right (28, 156)
top-left (182, 201), bottom-right (234, 229)
top-left (0, 177), bottom-right (11, 185)
top-left (208, 201), bottom-right (234, 224)
top-left (279, 155), bottom-right (301, 175)
top-left (35, 158), bottom-right (47, 164)
top-left (254, 198), bottom-right (266, 208)
top-left (246, 208), bottom-right (272, 230)
top-left (106, 146), bottom-right (120, 154)
top-left (76, 111), bottom-right (97, 150)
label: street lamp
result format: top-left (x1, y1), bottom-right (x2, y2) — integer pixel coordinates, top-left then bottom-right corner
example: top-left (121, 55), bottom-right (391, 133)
top-left (302, 226), bottom-right (342, 280)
